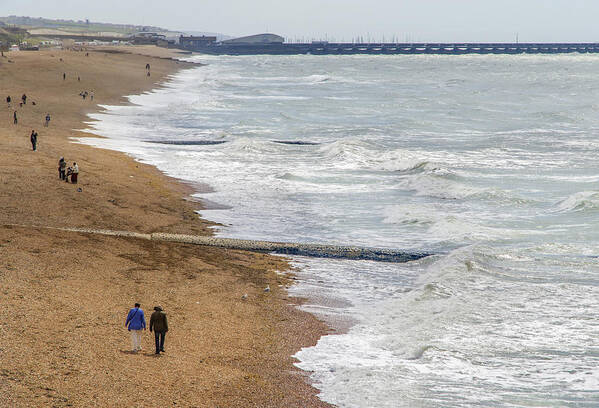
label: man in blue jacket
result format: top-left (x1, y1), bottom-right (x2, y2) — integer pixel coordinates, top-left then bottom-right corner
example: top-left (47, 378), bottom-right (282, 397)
top-left (125, 302), bottom-right (146, 352)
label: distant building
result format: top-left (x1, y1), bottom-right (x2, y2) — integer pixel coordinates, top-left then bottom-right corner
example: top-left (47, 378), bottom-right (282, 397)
top-left (135, 32), bottom-right (165, 39)
top-left (222, 33), bottom-right (284, 45)
top-left (62, 39), bottom-right (75, 49)
top-left (133, 32), bottom-right (166, 45)
top-left (156, 38), bottom-right (175, 48)
top-left (176, 33), bottom-right (286, 53)
top-left (179, 35), bottom-right (217, 48)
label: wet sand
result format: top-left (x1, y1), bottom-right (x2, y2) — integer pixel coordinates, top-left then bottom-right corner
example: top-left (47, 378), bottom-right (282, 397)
top-left (0, 45), bottom-right (332, 407)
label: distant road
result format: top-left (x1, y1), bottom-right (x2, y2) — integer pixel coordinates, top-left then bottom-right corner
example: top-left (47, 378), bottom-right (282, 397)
top-left (28, 32), bottom-right (129, 42)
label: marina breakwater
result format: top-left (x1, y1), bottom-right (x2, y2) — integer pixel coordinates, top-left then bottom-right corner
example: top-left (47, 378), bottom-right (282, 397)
top-left (192, 42), bottom-right (599, 55)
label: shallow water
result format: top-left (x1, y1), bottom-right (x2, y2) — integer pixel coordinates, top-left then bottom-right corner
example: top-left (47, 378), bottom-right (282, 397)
top-left (83, 54), bottom-right (599, 407)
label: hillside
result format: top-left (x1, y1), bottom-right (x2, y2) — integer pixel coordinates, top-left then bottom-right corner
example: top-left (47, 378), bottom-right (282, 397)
top-left (0, 16), bottom-right (230, 45)
top-left (0, 16), bottom-right (164, 36)
top-left (0, 24), bottom-right (28, 49)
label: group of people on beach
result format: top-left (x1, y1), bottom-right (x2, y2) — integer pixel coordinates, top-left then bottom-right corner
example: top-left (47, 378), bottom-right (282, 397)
top-left (79, 90), bottom-right (94, 100)
top-left (7, 92), bottom-right (53, 152)
top-left (7, 94), bottom-right (33, 125)
top-left (7, 93), bottom-right (28, 108)
top-left (7, 92), bottom-right (50, 121)
top-left (58, 157), bottom-right (79, 183)
top-left (125, 303), bottom-right (169, 355)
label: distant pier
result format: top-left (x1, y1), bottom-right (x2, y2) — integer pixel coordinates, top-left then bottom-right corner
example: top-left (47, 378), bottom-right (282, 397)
top-left (192, 42), bottom-right (599, 56)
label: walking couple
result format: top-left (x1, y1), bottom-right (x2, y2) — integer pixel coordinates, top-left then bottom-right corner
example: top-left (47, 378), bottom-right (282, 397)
top-left (125, 303), bottom-right (169, 355)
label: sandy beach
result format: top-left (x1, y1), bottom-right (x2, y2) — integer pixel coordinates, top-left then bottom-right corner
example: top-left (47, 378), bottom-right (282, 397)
top-left (0, 45), bottom-right (332, 407)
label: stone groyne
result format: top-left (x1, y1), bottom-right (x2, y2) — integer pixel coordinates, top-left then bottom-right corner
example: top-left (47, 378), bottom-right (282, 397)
top-left (15, 225), bottom-right (431, 263)
top-left (151, 232), bottom-right (431, 263)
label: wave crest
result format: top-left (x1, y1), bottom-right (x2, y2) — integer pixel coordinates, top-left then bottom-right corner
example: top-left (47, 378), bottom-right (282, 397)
top-left (554, 191), bottom-right (599, 213)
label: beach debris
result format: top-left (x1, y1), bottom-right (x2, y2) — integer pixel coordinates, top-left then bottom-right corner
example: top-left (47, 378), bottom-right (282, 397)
top-left (241, 294), bottom-right (248, 300)
top-left (263, 285), bottom-right (270, 293)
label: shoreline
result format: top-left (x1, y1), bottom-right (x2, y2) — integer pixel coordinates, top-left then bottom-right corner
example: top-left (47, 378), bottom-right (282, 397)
top-left (0, 45), bottom-right (333, 407)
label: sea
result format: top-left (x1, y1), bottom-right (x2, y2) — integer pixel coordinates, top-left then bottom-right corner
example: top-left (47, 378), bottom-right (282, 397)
top-left (82, 54), bottom-right (599, 407)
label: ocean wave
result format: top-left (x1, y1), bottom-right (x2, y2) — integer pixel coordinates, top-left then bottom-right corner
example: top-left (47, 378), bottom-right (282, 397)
top-left (306, 74), bottom-right (331, 83)
top-left (395, 161), bottom-right (441, 174)
top-left (145, 140), bottom-right (227, 146)
top-left (222, 137), bottom-right (283, 155)
top-left (238, 73), bottom-right (364, 86)
top-left (317, 138), bottom-right (378, 169)
top-left (382, 204), bottom-right (438, 226)
top-left (227, 94), bottom-right (310, 101)
top-left (324, 96), bottom-right (357, 101)
top-left (395, 172), bottom-right (481, 200)
top-left (553, 191), bottom-right (599, 213)
top-left (303, 74), bottom-right (371, 85)
top-left (382, 204), bottom-right (515, 243)
top-left (317, 139), bottom-right (439, 172)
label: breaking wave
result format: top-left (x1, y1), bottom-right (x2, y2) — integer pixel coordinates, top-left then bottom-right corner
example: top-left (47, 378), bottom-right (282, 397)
top-left (553, 191), bottom-right (599, 213)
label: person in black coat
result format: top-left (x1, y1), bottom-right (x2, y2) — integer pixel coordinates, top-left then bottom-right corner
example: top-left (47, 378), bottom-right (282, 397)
top-left (30, 130), bottom-right (38, 151)
top-left (149, 306), bottom-right (169, 354)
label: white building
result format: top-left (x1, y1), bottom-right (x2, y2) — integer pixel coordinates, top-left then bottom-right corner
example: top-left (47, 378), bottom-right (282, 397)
top-left (222, 34), bottom-right (284, 45)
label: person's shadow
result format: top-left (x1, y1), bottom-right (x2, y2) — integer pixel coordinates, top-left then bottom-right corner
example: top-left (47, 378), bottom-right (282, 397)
top-left (119, 350), bottom-right (161, 357)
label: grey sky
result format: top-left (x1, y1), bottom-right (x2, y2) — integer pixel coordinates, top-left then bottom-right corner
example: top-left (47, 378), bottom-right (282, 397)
top-left (2, 0), bottom-right (599, 42)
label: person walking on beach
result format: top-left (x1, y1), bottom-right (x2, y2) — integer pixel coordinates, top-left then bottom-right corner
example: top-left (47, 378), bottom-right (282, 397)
top-left (125, 303), bottom-right (146, 352)
top-left (149, 305), bottom-right (168, 354)
top-left (6, 95), bottom-right (10, 106)
top-left (13, 111), bottom-right (17, 125)
top-left (58, 157), bottom-right (66, 180)
top-left (90, 91), bottom-right (94, 101)
top-left (30, 130), bottom-right (38, 151)
top-left (70, 162), bottom-right (79, 183)
top-left (63, 72), bottom-right (66, 80)
top-left (45, 113), bottom-right (50, 127)
top-left (21, 94), bottom-right (26, 105)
